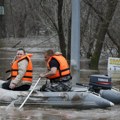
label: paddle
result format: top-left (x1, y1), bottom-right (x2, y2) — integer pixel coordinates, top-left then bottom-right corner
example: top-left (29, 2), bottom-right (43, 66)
top-left (18, 77), bottom-right (41, 109)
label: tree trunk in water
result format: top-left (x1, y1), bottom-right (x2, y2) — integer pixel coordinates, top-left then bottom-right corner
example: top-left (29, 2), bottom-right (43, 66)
top-left (67, 17), bottom-right (71, 64)
top-left (57, 0), bottom-right (66, 57)
top-left (90, 0), bottom-right (118, 70)
top-left (117, 47), bottom-right (120, 57)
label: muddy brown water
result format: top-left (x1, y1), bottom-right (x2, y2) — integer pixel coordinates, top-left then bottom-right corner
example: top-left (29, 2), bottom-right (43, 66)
top-left (0, 104), bottom-right (120, 120)
top-left (0, 57), bottom-right (120, 120)
top-left (0, 39), bottom-right (120, 120)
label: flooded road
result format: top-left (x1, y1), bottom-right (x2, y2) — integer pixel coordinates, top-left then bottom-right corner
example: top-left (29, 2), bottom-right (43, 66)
top-left (0, 38), bottom-right (120, 120)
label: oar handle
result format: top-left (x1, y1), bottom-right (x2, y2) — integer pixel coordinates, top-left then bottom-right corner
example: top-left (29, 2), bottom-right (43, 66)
top-left (18, 77), bottom-right (41, 109)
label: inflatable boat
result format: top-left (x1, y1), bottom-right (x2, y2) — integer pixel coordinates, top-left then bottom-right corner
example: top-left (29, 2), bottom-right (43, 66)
top-left (0, 80), bottom-right (114, 109)
top-left (88, 74), bottom-right (120, 104)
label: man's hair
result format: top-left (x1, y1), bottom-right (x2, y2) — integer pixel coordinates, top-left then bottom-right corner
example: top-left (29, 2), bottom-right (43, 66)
top-left (17, 48), bottom-right (26, 53)
top-left (45, 49), bottom-right (54, 56)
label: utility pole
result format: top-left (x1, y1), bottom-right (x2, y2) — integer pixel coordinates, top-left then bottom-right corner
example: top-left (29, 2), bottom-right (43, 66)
top-left (71, 0), bottom-right (80, 86)
top-left (0, 0), bottom-right (5, 38)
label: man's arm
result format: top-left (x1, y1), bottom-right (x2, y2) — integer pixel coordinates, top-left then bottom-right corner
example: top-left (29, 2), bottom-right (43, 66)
top-left (40, 67), bottom-right (57, 78)
top-left (40, 58), bottom-right (59, 78)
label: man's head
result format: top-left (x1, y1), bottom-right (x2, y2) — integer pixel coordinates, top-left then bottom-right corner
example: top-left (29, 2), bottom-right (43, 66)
top-left (44, 49), bottom-right (54, 62)
top-left (16, 48), bottom-right (26, 59)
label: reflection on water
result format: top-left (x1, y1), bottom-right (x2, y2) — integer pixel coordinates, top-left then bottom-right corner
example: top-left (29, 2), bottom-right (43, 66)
top-left (0, 105), bottom-right (120, 120)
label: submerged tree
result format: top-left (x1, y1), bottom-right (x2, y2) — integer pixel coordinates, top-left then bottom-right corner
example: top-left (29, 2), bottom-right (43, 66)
top-left (83, 0), bottom-right (118, 70)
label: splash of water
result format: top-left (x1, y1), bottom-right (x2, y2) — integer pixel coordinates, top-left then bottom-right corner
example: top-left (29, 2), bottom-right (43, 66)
top-left (5, 97), bottom-right (25, 111)
top-left (5, 100), bottom-right (16, 110)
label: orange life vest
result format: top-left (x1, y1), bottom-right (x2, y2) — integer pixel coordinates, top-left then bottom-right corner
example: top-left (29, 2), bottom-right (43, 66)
top-left (11, 54), bottom-right (33, 82)
top-left (47, 54), bottom-right (71, 80)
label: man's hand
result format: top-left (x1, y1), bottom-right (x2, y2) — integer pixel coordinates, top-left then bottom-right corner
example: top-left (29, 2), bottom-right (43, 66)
top-left (7, 74), bottom-right (11, 80)
top-left (9, 83), bottom-right (16, 89)
top-left (39, 73), bottom-right (46, 78)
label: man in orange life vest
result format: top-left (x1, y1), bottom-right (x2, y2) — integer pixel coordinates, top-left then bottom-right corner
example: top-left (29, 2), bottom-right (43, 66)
top-left (2, 48), bottom-right (33, 91)
top-left (39, 49), bottom-right (72, 91)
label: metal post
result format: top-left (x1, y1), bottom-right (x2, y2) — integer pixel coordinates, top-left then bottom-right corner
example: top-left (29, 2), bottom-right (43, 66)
top-left (71, 0), bottom-right (80, 86)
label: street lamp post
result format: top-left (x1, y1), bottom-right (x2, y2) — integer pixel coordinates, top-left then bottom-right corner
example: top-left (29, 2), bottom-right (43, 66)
top-left (71, 0), bottom-right (80, 86)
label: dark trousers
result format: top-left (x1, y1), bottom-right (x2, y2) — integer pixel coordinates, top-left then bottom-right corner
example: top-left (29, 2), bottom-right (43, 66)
top-left (2, 80), bottom-right (31, 91)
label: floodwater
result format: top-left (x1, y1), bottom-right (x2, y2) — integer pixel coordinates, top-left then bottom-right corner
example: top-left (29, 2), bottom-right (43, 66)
top-left (0, 104), bottom-right (120, 120)
top-left (0, 38), bottom-right (120, 120)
